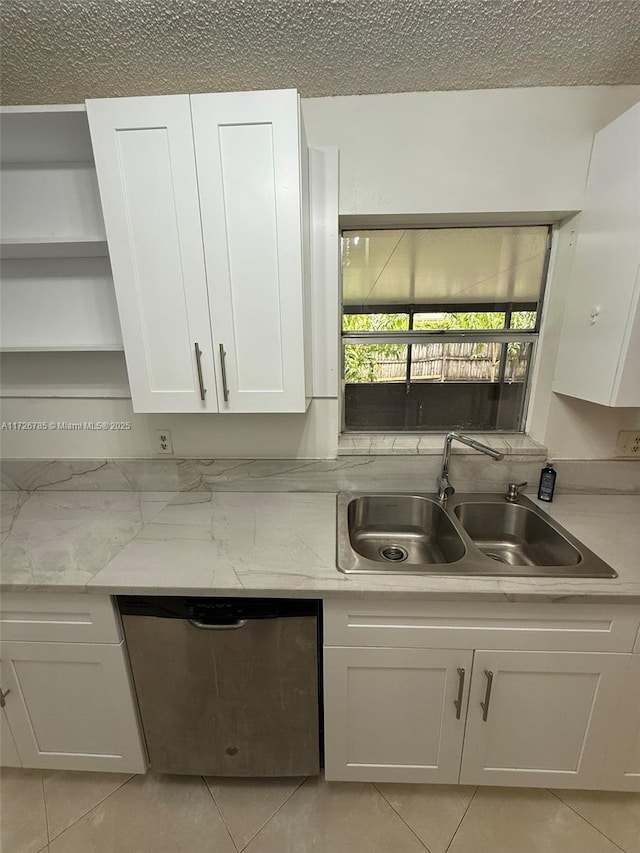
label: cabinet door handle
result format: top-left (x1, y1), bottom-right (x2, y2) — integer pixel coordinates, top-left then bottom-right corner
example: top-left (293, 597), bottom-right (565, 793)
top-left (480, 670), bottom-right (494, 721)
top-left (454, 667), bottom-right (466, 719)
top-left (194, 342), bottom-right (206, 401)
top-left (0, 688), bottom-right (10, 708)
top-left (219, 343), bottom-right (229, 402)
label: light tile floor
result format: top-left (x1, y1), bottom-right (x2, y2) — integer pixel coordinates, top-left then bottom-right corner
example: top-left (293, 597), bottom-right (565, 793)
top-left (1, 768), bottom-right (639, 853)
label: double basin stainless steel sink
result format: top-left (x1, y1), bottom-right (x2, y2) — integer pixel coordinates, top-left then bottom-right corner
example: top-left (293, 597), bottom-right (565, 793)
top-left (337, 492), bottom-right (617, 578)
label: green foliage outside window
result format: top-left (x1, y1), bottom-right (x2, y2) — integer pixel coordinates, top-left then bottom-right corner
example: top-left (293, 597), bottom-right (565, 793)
top-left (343, 311), bottom-right (536, 383)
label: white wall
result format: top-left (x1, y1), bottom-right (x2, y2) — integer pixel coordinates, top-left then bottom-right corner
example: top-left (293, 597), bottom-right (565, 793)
top-left (544, 395), bottom-right (640, 459)
top-left (0, 398), bottom-right (340, 459)
top-left (303, 85), bottom-right (640, 460)
top-left (3, 85), bottom-right (640, 460)
top-left (302, 86), bottom-right (640, 217)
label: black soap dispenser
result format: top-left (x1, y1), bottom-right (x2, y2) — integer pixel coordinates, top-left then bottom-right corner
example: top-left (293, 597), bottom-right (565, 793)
top-left (537, 462), bottom-right (557, 502)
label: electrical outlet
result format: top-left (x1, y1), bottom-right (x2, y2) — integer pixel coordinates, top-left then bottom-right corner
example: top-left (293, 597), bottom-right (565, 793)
top-left (616, 430), bottom-right (640, 457)
top-left (154, 429), bottom-right (174, 455)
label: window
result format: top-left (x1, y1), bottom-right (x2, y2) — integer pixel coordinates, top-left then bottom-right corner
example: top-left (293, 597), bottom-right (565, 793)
top-left (341, 226), bottom-right (550, 432)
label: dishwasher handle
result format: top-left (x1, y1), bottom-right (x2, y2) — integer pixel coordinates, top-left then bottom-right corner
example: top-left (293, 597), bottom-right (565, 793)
top-left (188, 618), bottom-right (248, 631)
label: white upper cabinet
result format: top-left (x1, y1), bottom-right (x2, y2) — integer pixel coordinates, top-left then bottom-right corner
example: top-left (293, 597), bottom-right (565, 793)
top-left (86, 95), bottom-right (218, 413)
top-left (87, 89), bottom-right (311, 414)
top-left (192, 90), bottom-right (310, 413)
top-left (553, 102), bottom-right (640, 406)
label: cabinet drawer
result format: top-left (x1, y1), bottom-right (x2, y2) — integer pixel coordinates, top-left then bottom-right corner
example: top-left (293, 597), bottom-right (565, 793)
top-left (323, 600), bottom-right (640, 653)
top-left (0, 593), bottom-right (121, 643)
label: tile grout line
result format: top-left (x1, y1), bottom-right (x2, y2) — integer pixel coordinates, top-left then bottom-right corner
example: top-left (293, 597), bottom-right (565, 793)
top-left (238, 776), bottom-right (309, 852)
top-left (45, 774), bottom-right (135, 846)
top-left (201, 776), bottom-right (241, 853)
top-left (443, 785), bottom-right (479, 853)
top-left (546, 790), bottom-right (629, 853)
top-left (40, 771), bottom-right (50, 846)
top-left (372, 784), bottom-right (434, 853)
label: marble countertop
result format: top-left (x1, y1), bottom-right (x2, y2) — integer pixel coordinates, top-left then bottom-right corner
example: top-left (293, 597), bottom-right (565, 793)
top-left (1, 489), bottom-right (639, 602)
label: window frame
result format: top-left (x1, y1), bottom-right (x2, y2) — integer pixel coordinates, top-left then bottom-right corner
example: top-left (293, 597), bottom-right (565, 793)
top-left (340, 225), bottom-right (553, 435)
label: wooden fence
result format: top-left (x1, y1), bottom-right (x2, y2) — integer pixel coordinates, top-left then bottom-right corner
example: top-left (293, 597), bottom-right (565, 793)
top-left (374, 341), bottom-right (529, 382)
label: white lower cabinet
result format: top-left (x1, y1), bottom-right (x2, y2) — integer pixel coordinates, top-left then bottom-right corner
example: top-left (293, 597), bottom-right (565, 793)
top-left (459, 651), bottom-right (630, 788)
top-left (601, 655), bottom-right (640, 791)
top-left (0, 708), bottom-right (21, 767)
top-left (324, 647), bottom-right (472, 783)
top-left (323, 600), bottom-right (640, 791)
top-left (0, 594), bottom-right (147, 773)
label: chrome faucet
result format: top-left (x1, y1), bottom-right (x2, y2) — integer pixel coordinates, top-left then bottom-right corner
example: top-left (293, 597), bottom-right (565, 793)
top-left (437, 432), bottom-right (504, 503)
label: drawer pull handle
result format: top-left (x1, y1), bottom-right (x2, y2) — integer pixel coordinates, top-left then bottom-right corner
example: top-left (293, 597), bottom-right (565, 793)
top-left (194, 342), bottom-right (206, 401)
top-left (0, 688), bottom-right (11, 708)
top-left (454, 667), bottom-right (465, 719)
top-left (481, 670), bottom-right (494, 722)
top-left (219, 343), bottom-right (229, 402)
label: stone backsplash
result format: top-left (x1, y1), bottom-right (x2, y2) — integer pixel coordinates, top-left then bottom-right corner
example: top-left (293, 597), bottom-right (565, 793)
top-left (1, 456), bottom-right (638, 495)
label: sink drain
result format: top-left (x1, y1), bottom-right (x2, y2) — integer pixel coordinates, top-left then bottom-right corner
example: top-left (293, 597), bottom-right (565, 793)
top-left (379, 545), bottom-right (409, 562)
top-left (485, 552), bottom-right (509, 564)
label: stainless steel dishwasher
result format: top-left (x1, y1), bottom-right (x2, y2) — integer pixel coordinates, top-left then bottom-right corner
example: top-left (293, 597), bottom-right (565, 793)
top-left (118, 596), bottom-right (321, 776)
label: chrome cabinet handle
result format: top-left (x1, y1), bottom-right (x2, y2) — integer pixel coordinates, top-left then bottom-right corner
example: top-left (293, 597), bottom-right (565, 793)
top-left (194, 342), bottom-right (206, 401)
top-left (481, 670), bottom-right (494, 721)
top-left (219, 343), bottom-right (229, 402)
top-left (0, 688), bottom-right (10, 708)
top-left (188, 618), bottom-right (247, 631)
top-left (453, 667), bottom-right (466, 719)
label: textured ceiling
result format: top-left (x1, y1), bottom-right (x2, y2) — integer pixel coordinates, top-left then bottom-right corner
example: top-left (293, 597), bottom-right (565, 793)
top-left (2, 0), bottom-right (640, 104)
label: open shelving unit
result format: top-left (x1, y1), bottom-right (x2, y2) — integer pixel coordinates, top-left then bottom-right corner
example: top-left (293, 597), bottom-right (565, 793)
top-left (0, 351), bottom-right (130, 398)
top-left (0, 104), bottom-right (128, 398)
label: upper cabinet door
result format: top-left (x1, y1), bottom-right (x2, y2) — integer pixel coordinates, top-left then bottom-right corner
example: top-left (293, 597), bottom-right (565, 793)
top-left (86, 96), bottom-right (218, 413)
top-left (191, 90), bottom-right (310, 413)
top-left (553, 102), bottom-right (640, 407)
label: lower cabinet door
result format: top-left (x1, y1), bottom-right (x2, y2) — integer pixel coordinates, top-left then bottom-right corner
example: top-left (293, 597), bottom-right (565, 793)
top-left (460, 650), bottom-right (630, 789)
top-left (0, 641), bottom-right (146, 773)
top-left (324, 646), bottom-right (472, 783)
top-left (601, 655), bottom-right (640, 791)
top-left (1, 708), bottom-right (21, 767)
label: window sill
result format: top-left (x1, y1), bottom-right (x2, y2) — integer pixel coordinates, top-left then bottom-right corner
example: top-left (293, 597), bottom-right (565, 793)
top-left (337, 432), bottom-right (547, 458)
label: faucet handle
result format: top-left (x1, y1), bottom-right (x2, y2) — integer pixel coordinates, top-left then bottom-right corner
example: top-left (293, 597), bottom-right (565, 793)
top-left (437, 476), bottom-right (455, 503)
top-left (505, 481), bottom-right (527, 503)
